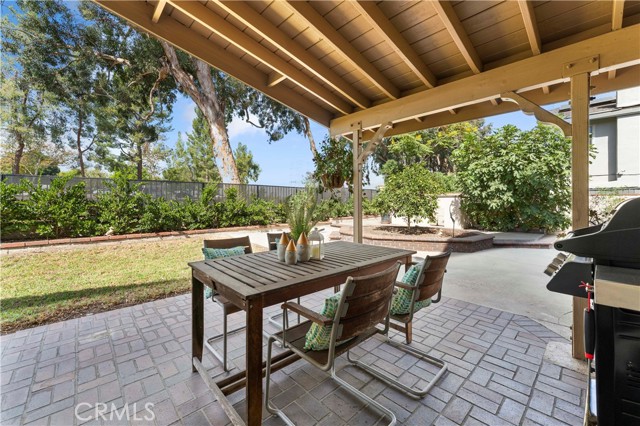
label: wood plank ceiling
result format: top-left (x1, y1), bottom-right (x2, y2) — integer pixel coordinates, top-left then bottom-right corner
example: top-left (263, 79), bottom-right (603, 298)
top-left (97, 1), bottom-right (640, 139)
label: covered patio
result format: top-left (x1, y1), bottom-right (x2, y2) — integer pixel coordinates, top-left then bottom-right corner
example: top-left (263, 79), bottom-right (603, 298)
top-left (3, 0), bottom-right (639, 424)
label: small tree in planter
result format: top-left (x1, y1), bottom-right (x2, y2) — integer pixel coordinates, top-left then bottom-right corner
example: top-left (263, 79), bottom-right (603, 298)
top-left (374, 164), bottom-right (445, 228)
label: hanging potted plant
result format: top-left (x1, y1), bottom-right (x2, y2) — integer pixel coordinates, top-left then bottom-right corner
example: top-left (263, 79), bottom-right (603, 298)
top-left (312, 136), bottom-right (353, 190)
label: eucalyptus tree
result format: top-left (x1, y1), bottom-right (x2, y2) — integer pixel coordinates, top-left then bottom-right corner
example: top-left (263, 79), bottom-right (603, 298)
top-left (160, 41), bottom-right (318, 183)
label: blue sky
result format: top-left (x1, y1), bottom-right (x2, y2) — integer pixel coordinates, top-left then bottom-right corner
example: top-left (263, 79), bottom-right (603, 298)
top-left (166, 95), bottom-right (541, 188)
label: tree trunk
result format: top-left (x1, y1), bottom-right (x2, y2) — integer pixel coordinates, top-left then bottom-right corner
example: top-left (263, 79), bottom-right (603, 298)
top-left (136, 142), bottom-right (143, 180)
top-left (76, 111), bottom-right (85, 177)
top-left (160, 41), bottom-right (240, 183)
top-left (303, 117), bottom-right (317, 157)
top-left (12, 133), bottom-right (25, 174)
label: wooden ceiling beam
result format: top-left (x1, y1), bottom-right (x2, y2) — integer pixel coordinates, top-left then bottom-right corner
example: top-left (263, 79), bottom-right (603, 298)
top-left (94, 0), bottom-right (333, 126)
top-left (214, 0), bottom-right (370, 109)
top-left (352, 0), bottom-right (437, 88)
top-left (331, 24), bottom-right (640, 135)
top-left (284, 0), bottom-right (400, 100)
top-left (518, 0), bottom-right (541, 55)
top-left (360, 64), bottom-right (640, 140)
top-left (432, 1), bottom-right (483, 74)
top-left (166, 0), bottom-right (353, 115)
top-left (612, 0), bottom-right (626, 31)
top-left (152, 0), bottom-right (166, 24)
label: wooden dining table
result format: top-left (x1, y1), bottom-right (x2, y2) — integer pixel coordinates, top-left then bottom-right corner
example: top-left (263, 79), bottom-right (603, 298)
top-left (189, 240), bottom-right (416, 426)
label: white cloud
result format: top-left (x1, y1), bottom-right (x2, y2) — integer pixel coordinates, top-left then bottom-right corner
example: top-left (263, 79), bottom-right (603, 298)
top-left (227, 114), bottom-right (265, 141)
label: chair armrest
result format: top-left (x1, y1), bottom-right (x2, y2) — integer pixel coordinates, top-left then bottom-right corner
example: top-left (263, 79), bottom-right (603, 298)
top-left (394, 281), bottom-right (415, 291)
top-left (281, 302), bottom-right (332, 326)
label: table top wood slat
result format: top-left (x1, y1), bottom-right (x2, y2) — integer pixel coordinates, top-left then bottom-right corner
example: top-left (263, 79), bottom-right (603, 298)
top-left (190, 241), bottom-right (415, 302)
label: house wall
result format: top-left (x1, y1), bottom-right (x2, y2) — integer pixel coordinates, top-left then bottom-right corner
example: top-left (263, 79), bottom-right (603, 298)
top-left (617, 114), bottom-right (640, 187)
top-left (590, 118), bottom-right (617, 186)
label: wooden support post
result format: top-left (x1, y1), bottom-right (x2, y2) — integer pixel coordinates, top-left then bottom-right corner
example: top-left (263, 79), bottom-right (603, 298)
top-left (352, 123), bottom-right (363, 243)
top-left (245, 299), bottom-right (263, 426)
top-left (570, 72), bottom-right (591, 360)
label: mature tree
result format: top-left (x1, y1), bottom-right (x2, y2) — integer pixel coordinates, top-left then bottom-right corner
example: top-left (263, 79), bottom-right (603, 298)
top-left (160, 41), bottom-right (319, 183)
top-left (81, 3), bottom-right (176, 180)
top-left (373, 120), bottom-right (490, 177)
top-left (234, 143), bottom-right (261, 184)
top-left (374, 164), bottom-right (445, 228)
top-left (453, 124), bottom-right (571, 232)
top-left (2, 1), bottom-right (175, 177)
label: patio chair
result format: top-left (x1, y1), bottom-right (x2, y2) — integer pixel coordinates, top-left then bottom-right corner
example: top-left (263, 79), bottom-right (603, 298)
top-left (266, 232), bottom-right (282, 251)
top-left (203, 236), bottom-right (252, 372)
top-left (265, 262), bottom-right (402, 426)
top-left (347, 250), bottom-right (451, 397)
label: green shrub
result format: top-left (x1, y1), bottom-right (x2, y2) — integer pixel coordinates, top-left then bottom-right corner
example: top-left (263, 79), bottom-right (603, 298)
top-left (181, 184), bottom-right (219, 230)
top-left (453, 124), bottom-right (571, 232)
top-left (22, 176), bottom-right (93, 238)
top-left (139, 196), bottom-right (184, 233)
top-left (0, 179), bottom-right (30, 236)
top-left (96, 173), bottom-right (146, 234)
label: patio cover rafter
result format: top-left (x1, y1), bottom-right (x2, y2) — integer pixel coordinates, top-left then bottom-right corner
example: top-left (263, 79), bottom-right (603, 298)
top-left (211, 0), bottom-right (371, 110)
top-left (352, 0), bottom-right (438, 89)
top-left (432, 0), bottom-right (483, 74)
top-left (283, 0), bottom-right (400, 100)
top-left (331, 24), bottom-right (640, 136)
top-left (165, 0), bottom-right (354, 115)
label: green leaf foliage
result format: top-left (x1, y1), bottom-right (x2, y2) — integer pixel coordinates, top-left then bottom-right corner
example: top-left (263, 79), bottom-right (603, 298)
top-left (374, 165), bottom-right (445, 227)
top-left (286, 184), bottom-right (319, 240)
top-left (453, 124), bottom-right (571, 232)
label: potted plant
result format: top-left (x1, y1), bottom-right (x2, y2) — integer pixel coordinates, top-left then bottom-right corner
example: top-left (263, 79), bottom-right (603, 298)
top-left (312, 136), bottom-right (353, 190)
top-left (286, 183), bottom-right (318, 241)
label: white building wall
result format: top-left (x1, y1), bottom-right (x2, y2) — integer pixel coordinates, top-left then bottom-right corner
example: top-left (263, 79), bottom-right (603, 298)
top-left (616, 114), bottom-right (640, 187)
top-left (590, 119), bottom-right (617, 187)
top-left (617, 87), bottom-right (640, 108)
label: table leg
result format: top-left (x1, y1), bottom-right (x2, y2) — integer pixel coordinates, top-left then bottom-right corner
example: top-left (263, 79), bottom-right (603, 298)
top-left (246, 300), bottom-right (263, 426)
top-left (192, 274), bottom-right (204, 373)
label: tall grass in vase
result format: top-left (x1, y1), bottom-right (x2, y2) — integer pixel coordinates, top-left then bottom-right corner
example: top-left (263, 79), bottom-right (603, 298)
top-left (286, 184), bottom-right (319, 241)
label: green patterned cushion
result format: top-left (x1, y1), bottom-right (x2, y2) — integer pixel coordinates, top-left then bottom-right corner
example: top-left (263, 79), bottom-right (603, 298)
top-left (390, 262), bottom-right (431, 315)
top-left (303, 292), bottom-right (342, 351)
top-left (202, 246), bottom-right (247, 298)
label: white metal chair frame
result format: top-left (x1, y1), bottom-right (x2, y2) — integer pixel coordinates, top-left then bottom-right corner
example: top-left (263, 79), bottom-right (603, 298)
top-left (265, 262), bottom-right (402, 426)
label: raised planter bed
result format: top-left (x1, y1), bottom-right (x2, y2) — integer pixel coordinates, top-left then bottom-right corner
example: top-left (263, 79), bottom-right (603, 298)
top-left (335, 225), bottom-right (494, 253)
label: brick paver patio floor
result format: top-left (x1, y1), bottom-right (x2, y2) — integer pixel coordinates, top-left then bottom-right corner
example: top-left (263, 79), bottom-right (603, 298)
top-left (1, 292), bottom-right (586, 425)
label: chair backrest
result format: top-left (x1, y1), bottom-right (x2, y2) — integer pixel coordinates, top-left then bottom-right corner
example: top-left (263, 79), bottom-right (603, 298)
top-left (415, 250), bottom-right (451, 302)
top-left (266, 232), bottom-right (284, 251)
top-left (203, 236), bottom-right (253, 254)
top-left (333, 262), bottom-right (401, 343)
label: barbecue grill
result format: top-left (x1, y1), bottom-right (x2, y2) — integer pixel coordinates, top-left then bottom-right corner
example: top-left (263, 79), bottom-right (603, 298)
top-left (544, 197), bottom-right (640, 426)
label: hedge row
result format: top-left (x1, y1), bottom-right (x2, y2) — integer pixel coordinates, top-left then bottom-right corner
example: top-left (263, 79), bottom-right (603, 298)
top-left (0, 175), bottom-right (377, 240)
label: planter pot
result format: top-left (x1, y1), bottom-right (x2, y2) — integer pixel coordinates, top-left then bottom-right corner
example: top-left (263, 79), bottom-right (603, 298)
top-left (321, 173), bottom-right (345, 189)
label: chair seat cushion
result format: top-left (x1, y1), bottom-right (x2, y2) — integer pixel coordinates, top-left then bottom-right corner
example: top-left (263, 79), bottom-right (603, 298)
top-left (202, 246), bottom-right (247, 299)
top-left (303, 292), bottom-right (343, 350)
top-left (390, 262), bottom-right (431, 315)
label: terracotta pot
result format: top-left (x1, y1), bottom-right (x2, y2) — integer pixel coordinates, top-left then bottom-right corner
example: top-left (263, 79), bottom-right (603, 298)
top-left (321, 173), bottom-right (345, 189)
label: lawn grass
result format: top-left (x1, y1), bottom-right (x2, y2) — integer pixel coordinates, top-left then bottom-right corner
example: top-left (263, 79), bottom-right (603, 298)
top-left (0, 237), bottom-right (262, 334)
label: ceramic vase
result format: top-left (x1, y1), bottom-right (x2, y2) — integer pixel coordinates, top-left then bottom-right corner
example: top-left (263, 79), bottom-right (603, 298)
top-left (277, 232), bottom-right (290, 262)
top-left (285, 240), bottom-right (297, 265)
top-left (297, 232), bottom-right (311, 262)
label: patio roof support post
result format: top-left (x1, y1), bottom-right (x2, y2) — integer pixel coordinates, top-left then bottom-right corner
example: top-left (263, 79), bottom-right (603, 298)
top-left (570, 71), bottom-right (591, 360)
top-left (352, 122), bottom-right (363, 243)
